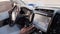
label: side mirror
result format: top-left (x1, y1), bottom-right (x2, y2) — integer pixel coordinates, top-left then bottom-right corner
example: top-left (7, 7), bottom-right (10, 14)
top-left (8, 5), bottom-right (18, 27)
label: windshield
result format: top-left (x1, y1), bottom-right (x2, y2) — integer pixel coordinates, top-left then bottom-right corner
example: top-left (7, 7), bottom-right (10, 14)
top-left (11, 0), bottom-right (60, 8)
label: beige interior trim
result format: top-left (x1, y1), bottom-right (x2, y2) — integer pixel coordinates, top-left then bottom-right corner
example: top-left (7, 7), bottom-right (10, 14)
top-left (0, 1), bottom-right (12, 13)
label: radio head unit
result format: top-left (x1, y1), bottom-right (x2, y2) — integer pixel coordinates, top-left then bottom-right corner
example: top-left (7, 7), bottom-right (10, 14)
top-left (33, 7), bottom-right (60, 32)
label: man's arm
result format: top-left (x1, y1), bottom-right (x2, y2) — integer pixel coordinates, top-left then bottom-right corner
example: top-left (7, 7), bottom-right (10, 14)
top-left (20, 25), bottom-right (34, 34)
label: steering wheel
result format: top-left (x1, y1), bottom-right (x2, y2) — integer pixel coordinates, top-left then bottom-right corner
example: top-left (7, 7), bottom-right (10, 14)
top-left (9, 6), bottom-right (33, 27)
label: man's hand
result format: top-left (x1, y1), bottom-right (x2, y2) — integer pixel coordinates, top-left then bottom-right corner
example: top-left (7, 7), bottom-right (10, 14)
top-left (20, 25), bottom-right (34, 34)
